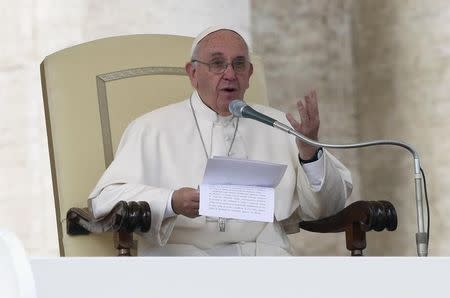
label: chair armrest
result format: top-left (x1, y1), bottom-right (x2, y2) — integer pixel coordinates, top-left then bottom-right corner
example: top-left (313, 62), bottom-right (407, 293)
top-left (65, 200), bottom-right (397, 256)
top-left (298, 200), bottom-right (397, 256)
top-left (66, 201), bottom-right (151, 256)
top-left (67, 201), bottom-right (151, 235)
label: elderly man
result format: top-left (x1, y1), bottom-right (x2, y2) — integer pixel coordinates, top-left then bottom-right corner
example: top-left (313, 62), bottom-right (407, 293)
top-left (88, 27), bottom-right (352, 256)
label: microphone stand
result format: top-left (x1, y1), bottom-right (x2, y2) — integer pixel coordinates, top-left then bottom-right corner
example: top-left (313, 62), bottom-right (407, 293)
top-left (272, 121), bottom-right (429, 256)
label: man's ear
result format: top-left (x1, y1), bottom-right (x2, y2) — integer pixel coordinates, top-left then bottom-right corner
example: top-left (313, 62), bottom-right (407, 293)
top-left (185, 62), bottom-right (198, 88)
top-left (248, 62), bottom-right (254, 77)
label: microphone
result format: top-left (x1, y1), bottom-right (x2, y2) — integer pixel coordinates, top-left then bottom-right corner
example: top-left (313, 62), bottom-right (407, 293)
top-left (229, 99), bottom-right (429, 257)
top-left (229, 99), bottom-right (276, 126)
top-left (229, 99), bottom-right (314, 138)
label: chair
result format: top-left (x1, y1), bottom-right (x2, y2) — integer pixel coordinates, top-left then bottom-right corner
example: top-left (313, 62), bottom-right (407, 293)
top-left (40, 34), bottom-right (268, 256)
top-left (41, 34), bottom-right (396, 257)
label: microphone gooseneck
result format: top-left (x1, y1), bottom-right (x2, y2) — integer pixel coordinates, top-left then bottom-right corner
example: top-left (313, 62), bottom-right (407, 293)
top-left (229, 99), bottom-right (429, 257)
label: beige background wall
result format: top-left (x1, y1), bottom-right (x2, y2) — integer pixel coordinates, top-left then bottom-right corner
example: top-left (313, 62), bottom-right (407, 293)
top-left (252, 0), bottom-right (447, 256)
top-left (352, 0), bottom-right (448, 256)
top-left (1, 0), bottom-right (448, 256)
top-left (252, 0), bottom-right (359, 255)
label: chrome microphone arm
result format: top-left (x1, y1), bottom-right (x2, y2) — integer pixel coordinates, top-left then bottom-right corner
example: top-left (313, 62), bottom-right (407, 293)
top-left (273, 120), bottom-right (428, 256)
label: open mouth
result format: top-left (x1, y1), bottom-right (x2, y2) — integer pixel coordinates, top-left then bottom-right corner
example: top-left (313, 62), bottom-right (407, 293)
top-left (220, 87), bottom-right (238, 93)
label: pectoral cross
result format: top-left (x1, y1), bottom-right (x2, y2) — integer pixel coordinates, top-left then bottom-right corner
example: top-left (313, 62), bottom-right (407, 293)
top-left (218, 217), bottom-right (226, 232)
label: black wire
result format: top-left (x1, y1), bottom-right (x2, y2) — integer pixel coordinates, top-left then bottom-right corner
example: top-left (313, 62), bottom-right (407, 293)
top-left (420, 167), bottom-right (430, 245)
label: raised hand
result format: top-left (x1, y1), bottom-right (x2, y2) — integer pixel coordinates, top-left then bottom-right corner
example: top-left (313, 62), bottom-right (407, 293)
top-left (286, 90), bottom-right (320, 160)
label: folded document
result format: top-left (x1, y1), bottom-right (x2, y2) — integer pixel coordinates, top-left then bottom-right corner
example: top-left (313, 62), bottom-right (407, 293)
top-left (199, 156), bottom-right (287, 222)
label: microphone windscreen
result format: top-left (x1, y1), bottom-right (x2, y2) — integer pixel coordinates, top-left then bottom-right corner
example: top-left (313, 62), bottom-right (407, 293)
top-left (229, 99), bottom-right (246, 117)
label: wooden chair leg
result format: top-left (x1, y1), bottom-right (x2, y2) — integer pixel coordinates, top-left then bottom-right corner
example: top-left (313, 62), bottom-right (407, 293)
top-left (345, 223), bottom-right (367, 256)
top-left (113, 231), bottom-right (133, 256)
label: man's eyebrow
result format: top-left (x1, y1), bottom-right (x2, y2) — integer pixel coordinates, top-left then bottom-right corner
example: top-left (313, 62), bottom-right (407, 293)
top-left (209, 52), bottom-right (225, 58)
top-left (208, 52), bottom-right (247, 60)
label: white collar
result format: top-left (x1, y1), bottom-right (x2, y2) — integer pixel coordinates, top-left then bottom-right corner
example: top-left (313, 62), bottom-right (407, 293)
top-left (190, 91), bottom-right (235, 125)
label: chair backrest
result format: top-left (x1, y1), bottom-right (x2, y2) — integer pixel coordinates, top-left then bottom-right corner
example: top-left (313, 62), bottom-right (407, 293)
top-left (40, 34), bottom-right (268, 256)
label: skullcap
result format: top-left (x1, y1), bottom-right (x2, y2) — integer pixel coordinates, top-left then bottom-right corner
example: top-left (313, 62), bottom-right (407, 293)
top-left (190, 26), bottom-right (247, 57)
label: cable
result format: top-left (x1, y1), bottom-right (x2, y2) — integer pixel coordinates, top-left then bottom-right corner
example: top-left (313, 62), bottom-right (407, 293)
top-left (420, 167), bottom-right (430, 245)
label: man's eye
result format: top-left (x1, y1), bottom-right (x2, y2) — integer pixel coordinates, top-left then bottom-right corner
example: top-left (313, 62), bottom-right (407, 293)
top-left (211, 61), bottom-right (225, 67)
top-left (233, 61), bottom-right (246, 70)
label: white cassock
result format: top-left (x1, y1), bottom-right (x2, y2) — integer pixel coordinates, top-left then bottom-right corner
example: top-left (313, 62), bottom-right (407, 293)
top-left (88, 91), bottom-right (353, 256)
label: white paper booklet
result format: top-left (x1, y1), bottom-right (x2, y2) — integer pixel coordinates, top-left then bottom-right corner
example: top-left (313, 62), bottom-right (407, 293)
top-left (199, 156), bottom-right (287, 222)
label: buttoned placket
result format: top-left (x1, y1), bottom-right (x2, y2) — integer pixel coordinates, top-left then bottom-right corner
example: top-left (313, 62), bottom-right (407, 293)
top-left (210, 115), bottom-right (237, 158)
top-left (191, 93), bottom-right (242, 232)
top-left (210, 115), bottom-right (238, 232)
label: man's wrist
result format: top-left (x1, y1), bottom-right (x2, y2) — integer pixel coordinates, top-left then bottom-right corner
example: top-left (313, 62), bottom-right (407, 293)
top-left (299, 147), bottom-right (323, 164)
top-left (164, 191), bottom-right (177, 218)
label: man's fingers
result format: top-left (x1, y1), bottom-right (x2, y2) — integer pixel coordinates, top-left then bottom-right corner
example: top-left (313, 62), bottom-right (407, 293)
top-left (188, 198), bottom-right (200, 218)
top-left (188, 206), bottom-right (200, 218)
top-left (303, 94), bottom-right (312, 120)
top-left (297, 99), bottom-right (309, 123)
top-left (286, 112), bottom-right (301, 130)
top-left (172, 187), bottom-right (200, 217)
top-left (304, 90), bottom-right (319, 120)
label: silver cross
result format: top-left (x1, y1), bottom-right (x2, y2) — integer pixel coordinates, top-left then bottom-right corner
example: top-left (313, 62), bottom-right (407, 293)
top-left (218, 217), bottom-right (226, 232)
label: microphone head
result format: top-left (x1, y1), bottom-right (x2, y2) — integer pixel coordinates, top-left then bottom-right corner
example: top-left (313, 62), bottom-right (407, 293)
top-left (229, 99), bottom-right (246, 117)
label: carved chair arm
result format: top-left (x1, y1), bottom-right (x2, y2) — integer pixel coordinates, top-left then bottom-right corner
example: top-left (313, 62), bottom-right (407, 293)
top-left (298, 200), bottom-right (397, 256)
top-left (66, 200), bottom-right (396, 256)
top-left (66, 201), bottom-right (151, 256)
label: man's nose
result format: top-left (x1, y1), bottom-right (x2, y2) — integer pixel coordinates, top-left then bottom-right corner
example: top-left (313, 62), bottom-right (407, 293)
top-left (222, 63), bottom-right (237, 79)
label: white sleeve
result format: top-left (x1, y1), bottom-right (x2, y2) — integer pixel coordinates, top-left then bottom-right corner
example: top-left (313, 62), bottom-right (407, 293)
top-left (164, 191), bottom-right (177, 218)
top-left (296, 149), bottom-right (353, 220)
top-left (87, 120), bottom-right (177, 246)
top-left (89, 183), bottom-right (177, 247)
top-left (301, 154), bottom-right (325, 192)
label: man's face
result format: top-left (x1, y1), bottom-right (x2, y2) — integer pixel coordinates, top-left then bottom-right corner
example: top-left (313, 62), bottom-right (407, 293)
top-left (186, 30), bottom-right (253, 116)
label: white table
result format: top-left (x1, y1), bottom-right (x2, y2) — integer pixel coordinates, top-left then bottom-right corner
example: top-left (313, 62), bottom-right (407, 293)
top-left (30, 256), bottom-right (450, 298)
